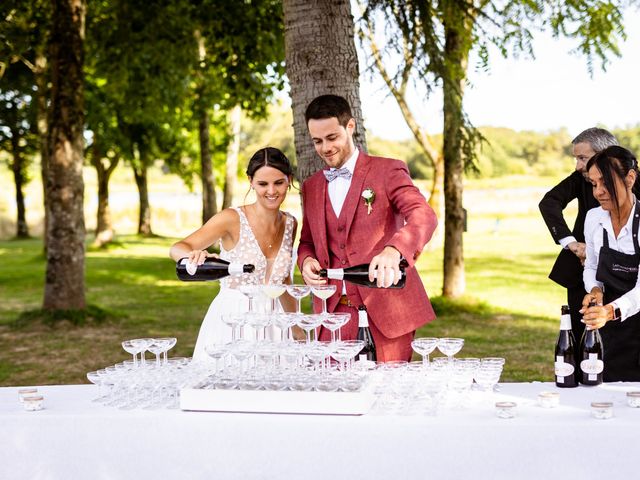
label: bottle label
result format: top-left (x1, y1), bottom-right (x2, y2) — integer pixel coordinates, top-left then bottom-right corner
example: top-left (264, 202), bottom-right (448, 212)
top-left (228, 263), bottom-right (244, 275)
top-left (554, 355), bottom-right (575, 379)
top-left (581, 353), bottom-right (604, 377)
top-left (560, 314), bottom-right (572, 330)
top-left (326, 269), bottom-right (344, 280)
top-left (358, 310), bottom-right (369, 327)
top-left (186, 261), bottom-right (198, 276)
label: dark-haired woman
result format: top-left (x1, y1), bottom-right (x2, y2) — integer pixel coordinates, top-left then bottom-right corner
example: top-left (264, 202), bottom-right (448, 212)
top-left (170, 147), bottom-right (298, 359)
top-left (581, 145), bottom-right (640, 381)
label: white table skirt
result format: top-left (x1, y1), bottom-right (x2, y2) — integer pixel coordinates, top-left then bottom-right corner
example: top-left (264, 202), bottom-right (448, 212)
top-left (2, 382), bottom-right (639, 480)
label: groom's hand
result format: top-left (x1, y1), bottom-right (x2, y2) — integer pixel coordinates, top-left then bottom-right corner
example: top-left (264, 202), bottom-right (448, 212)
top-left (370, 246), bottom-right (402, 288)
top-left (302, 257), bottom-right (325, 285)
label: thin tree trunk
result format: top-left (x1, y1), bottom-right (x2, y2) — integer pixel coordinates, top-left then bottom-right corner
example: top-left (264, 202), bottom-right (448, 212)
top-left (43, 0), bottom-right (86, 310)
top-left (35, 50), bottom-right (49, 248)
top-left (357, 11), bottom-right (443, 218)
top-left (442, 10), bottom-right (472, 299)
top-left (283, 0), bottom-right (367, 182)
top-left (10, 130), bottom-right (29, 238)
top-left (133, 159), bottom-right (152, 236)
top-left (91, 140), bottom-right (119, 247)
top-left (200, 108), bottom-right (217, 222)
top-left (223, 104), bottom-right (241, 210)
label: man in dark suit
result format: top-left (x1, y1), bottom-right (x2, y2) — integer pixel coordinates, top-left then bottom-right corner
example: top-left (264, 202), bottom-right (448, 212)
top-left (539, 127), bottom-right (618, 338)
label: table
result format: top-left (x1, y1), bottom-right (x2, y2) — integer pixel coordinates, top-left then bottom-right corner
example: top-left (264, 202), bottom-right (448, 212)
top-left (2, 382), bottom-right (639, 479)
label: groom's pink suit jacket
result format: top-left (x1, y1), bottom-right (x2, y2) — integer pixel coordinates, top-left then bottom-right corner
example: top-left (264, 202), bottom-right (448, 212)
top-left (297, 151), bottom-right (438, 340)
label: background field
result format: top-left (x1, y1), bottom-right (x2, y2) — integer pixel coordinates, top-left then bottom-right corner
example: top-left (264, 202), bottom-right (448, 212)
top-left (0, 165), bottom-right (573, 386)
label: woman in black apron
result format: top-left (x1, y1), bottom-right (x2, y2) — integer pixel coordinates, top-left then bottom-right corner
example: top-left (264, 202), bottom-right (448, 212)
top-left (581, 146), bottom-right (640, 382)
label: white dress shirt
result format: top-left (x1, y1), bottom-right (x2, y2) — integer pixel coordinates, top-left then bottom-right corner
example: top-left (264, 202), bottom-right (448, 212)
top-left (583, 199), bottom-right (640, 321)
top-left (328, 148), bottom-right (359, 217)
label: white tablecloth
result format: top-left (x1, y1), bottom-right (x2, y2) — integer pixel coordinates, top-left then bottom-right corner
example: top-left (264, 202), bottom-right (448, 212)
top-left (2, 382), bottom-right (639, 480)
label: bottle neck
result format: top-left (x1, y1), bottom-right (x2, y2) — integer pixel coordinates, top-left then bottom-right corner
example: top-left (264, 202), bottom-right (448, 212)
top-left (358, 309), bottom-right (369, 327)
top-left (559, 314), bottom-right (572, 331)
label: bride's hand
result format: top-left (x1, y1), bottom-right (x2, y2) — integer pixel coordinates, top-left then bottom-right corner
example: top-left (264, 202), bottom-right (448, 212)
top-left (188, 250), bottom-right (218, 265)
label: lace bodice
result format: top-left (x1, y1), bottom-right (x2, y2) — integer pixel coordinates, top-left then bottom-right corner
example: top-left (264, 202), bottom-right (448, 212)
top-left (219, 207), bottom-right (294, 289)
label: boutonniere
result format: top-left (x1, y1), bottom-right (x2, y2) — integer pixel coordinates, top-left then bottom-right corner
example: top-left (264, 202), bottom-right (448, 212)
top-left (361, 187), bottom-right (376, 215)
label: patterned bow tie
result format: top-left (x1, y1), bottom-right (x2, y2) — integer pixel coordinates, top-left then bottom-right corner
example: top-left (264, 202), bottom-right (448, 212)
top-left (324, 167), bottom-right (352, 182)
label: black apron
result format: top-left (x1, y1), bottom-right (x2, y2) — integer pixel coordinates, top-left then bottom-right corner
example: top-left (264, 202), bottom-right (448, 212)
top-left (595, 200), bottom-right (640, 382)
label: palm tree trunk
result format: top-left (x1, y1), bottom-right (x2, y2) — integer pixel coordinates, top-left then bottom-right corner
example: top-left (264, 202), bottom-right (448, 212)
top-left (283, 0), bottom-right (367, 182)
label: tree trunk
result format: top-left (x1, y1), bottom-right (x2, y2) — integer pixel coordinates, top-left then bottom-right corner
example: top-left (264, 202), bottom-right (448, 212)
top-left (91, 141), bottom-right (119, 247)
top-left (441, 10), bottom-right (472, 298)
top-left (223, 104), bottom-right (241, 210)
top-left (43, 0), bottom-right (86, 310)
top-left (429, 154), bottom-right (445, 220)
top-left (133, 159), bottom-right (152, 236)
top-left (35, 50), bottom-right (49, 249)
top-left (200, 108), bottom-right (217, 223)
top-left (10, 129), bottom-right (29, 238)
top-left (283, 0), bottom-right (367, 182)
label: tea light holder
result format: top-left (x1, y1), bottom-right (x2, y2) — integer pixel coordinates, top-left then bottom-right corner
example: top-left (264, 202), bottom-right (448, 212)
top-left (537, 391), bottom-right (560, 408)
top-left (18, 388), bottom-right (38, 402)
top-left (591, 401), bottom-right (613, 419)
top-left (22, 395), bottom-right (44, 411)
top-left (495, 401), bottom-right (517, 419)
top-left (626, 391), bottom-right (640, 408)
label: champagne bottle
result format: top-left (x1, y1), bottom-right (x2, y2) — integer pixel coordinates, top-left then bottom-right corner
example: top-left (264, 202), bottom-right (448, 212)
top-left (554, 305), bottom-right (578, 388)
top-left (319, 259), bottom-right (408, 289)
top-left (176, 257), bottom-right (255, 282)
top-left (579, 300), bottom-right (604, 386)
top-left (356, 305), bottom-right (377, 362)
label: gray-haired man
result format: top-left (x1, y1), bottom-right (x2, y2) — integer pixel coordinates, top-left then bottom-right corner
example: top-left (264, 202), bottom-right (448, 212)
top-left (540, 127), bottom-right (618, 339)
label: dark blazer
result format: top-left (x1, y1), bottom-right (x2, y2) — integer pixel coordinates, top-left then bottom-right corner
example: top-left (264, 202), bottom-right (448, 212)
top-left (539, 171), bottom-right (599, 288)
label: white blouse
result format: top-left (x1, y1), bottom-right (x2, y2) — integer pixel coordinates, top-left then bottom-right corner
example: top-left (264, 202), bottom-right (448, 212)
top-left (583, 199), bottom-right (640, 321)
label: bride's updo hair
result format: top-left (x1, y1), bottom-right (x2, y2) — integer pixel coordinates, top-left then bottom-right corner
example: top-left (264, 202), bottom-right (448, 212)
top-left (246, 147), bottom-right (294, 179)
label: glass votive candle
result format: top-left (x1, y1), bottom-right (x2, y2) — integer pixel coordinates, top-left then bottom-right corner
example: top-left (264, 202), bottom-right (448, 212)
top-left (22, 395), bottom-right (44, 411)
top-left (591, 401), bottom-right (613, 419)
top-left (537, 391), bottom-right (560, 408)
top-left (495, 401), bottom-right (517, 419)
top-left (626, 391), bottom-right (640, 408)
top-left (18, 388), bottom-right (38, 402)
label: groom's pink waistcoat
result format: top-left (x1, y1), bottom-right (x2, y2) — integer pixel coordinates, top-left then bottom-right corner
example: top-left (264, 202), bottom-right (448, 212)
top-left (297, 152), bottom-right (438, 338)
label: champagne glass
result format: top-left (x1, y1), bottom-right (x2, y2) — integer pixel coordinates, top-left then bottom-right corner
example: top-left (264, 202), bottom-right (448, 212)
top-left (286, 284), bottom-right (311, 313)
top-left (311, 285), bottom-right (337, 315)
top-left (122, 340), bottom-right (142, 367)
top-left (297, 314), bottom-right (324, 344)
top-left (411, 337), bottom-right (439, 366)
top-left (222, 313), bottom-right (246, 341)
top-left (262, 284), bottom-right (287, 313)
top-left (323, 313), bottom-right (351, 343)
top-left (239, 284), bottom-right (261, 313)
top-left (157, 337), bottom-right (177, 365)
top-left (437, 337), bottom-right (465, 365)
top-left (147, 339), bottom-right (164, 367)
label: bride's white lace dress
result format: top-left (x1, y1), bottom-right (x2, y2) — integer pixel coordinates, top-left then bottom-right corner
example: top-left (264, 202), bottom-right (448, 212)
top-left (192, 207), bottom-right (295, 360)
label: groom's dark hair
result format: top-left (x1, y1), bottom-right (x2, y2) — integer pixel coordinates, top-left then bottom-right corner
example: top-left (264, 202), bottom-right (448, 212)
top-left (305, 94), bottom-right (353, 128)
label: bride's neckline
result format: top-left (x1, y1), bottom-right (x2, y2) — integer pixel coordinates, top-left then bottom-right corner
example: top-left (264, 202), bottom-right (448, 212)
top-left (238, 206), bottom-right (286, 262)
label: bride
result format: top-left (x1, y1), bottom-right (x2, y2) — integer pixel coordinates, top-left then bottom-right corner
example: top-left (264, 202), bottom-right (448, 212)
top-left (170, 147), bottom-right (298, 359)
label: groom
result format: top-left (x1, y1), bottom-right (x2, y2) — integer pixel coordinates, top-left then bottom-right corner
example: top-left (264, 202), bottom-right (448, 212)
top-left (297, 94), bottom-right (438, 361)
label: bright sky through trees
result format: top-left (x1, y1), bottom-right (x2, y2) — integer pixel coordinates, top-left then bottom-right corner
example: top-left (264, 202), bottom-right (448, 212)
top-left (359, 8), bottom-right (640, 140)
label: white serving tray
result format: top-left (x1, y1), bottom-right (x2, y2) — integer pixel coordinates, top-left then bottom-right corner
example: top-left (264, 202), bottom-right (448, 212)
top-left (180, 386), bottom-right (376, 415)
